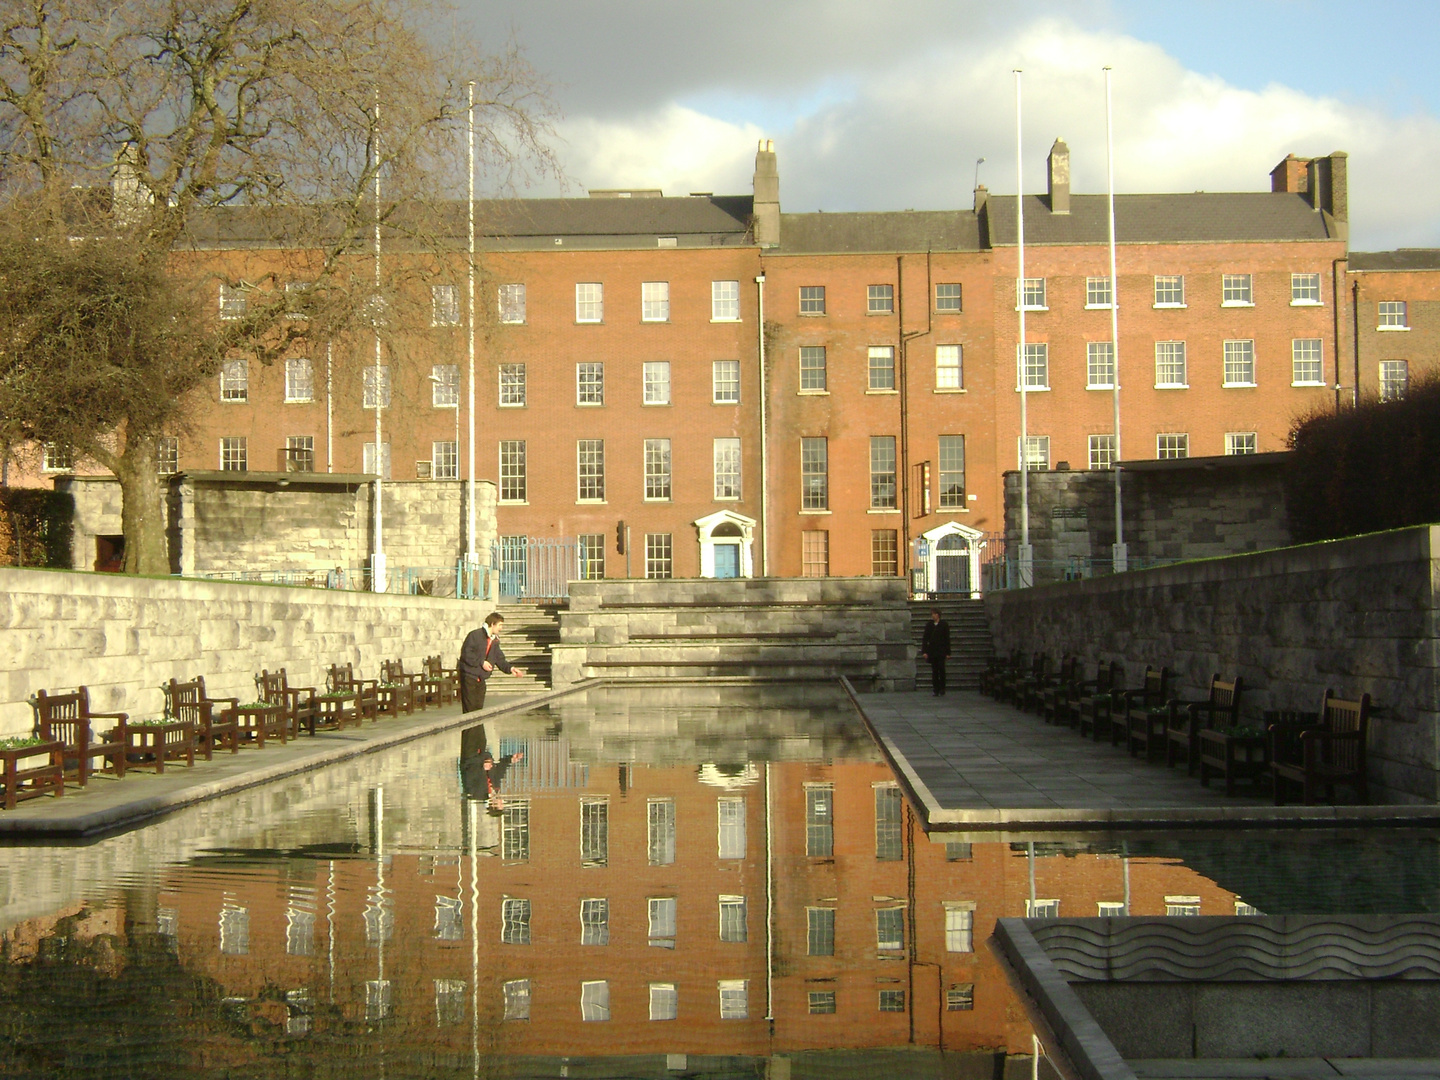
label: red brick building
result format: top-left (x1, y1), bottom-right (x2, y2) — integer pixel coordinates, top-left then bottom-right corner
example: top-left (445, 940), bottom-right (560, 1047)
top-left (29, 140), bottom-right (1429, 584)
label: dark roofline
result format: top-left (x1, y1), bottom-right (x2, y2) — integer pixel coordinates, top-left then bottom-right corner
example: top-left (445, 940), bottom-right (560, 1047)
top-left (1117, 451), bottom-right (1292, 473)
top-left (1348, 249), bottom-right (1440, 272)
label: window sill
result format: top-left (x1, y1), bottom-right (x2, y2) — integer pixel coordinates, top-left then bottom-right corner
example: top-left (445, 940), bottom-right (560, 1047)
top-left (574, 319), bottom-right (603, 326)
top-left (1290, 300), bottom-right (1323, 307)
top-left (642, 402), bottom-right (672, 408)
top-left (1221, 301), bottom-right (1255, 308)
top-left (712, 398), bottom-right (741, 406)
top-left (1292, 380), bottom-right (1326, 388)
top-left (221, 398), bottom-right (249, 405)
top-left (285, 398), bottom-right (315, 405)
top-left (1155, 383), bottom-right (1189, 390)
top-left (798, 389), bottom-right (830, 396)
top-left (798, 311), bottom-right (826, 317)
top-left (576, 402), bottom-right (605, 408)
top-left (1015, 306), bottom-right (1049, 313)
top-left (934, 308), bottom-right (963, 315)
top-left (1084, 303), bottom-right (1114, 310)
top-left (714, 496), bottom-right (740, 502)
top-left (1086, 383), bottom-right (1116, 391)
top-left (799, 508), bottom-right (832, 515)
top-left (1014, 386), bottom-right (1051, 392)
top-left (1223, 382), bottom-right (1258, 389)
top-left (576, 500), bottom-right (608, 505)
top-left (498, 403), bottom-right (526, 409)
top-left (934, 388), bottom-right (967, 394)
top-left (866, 388), bottom-right (898, 395)
top-left (710, 317), bottom-right (742, 324)
top-left (1377, 325), bottom-right (1410, 331)
top-left (497, 500), bottom-right (529, 506)
top-left (866, 310), bottom-right (895, 317)
top-left (641, 318), bottom-right (670, 325)
top-left (499, 319), bottom-right (526, 326)
top-left (867, 508), bottom-right (900, 515)
top-left (937, 506), bottom-right (971, 513)
top-left (643, 498), bottom-right (672, 504)
top-left (1153, 303), bottom-right (1187, 309)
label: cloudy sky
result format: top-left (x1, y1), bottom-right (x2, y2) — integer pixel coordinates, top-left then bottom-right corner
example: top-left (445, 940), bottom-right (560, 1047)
top-left (460, 0), bottom-right (1440, 251)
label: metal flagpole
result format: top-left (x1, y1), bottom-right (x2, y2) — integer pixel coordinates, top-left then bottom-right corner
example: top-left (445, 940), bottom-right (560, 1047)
top-left (466, 81), bottom-right (478, 573)
top-left (1105, 67), bottom-right (1128, 573)
top-left (371, 94), bottom-right (386, 592)
top-left (1015, 70), bottom-right (1033, 588)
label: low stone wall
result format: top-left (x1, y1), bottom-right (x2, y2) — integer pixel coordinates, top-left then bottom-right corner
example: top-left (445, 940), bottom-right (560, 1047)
top-left (554, 577), bottom-right (917, 691)
top-left (0, 566), bottom-right (496, 736)
top-left (985, 526), bottom-right (1440, 803)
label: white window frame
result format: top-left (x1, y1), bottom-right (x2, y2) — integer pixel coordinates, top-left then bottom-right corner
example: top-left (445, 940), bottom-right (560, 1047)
top-left (499, 363), bottom-right (526, 408)
top-left (648, 896), bottom-right (677, 947)
top-left (1157, 432), bottom-right (1189, 460)
top-left (218, 283), bottom-right (247, 320)
top-left (362, 365), bottom-right (391, 409)
top-left (501, 897), bottom-right (530, 945)
top-left (1019, 277), bottom-right (1047, 310)
top-left (935, 282), bottom-right (962, 312)
top-left (644, 438), bottom-right (671, 502)
top-left (498, 440), bottom-right (526, 503)
top-left (714, 438), bottom-right (741, 500)
top-left (649, 983), bottom-right (678, 1021)
top-left (220, 358), bottom-right (249, 403)
top-left (643, 361), bottom-right (671, 405)
top-left (1291, 338), bottom-right (1324, 386)
top-left (642, 281), bottom-right (670, 322)
top-left (362, 441), bottom-right (391, 480)
top-left (1087, 341), bottom-right (1115, 389)
top-left (937, 435), bottom-right (965, 508)
top-left (1017, 343), bottom-right (1049, 390)
top-left (1225, 432), bottom-right (1257, 456)
top-left (944, 902), bottom-right (976, 953)
top-left (867, 284), bottom-right (895, 314)
top-left (432, 440), bottom-right (458, 480)
top-left (577, 439), bottom-right (605, 502)
top-left (1085, 276), bottom-right (1113, 309)
top-left (41, 443), bottom-right (74, 472)
top-left (1377, 301), bottom-right (1408, 330)
top-left (1019, 435), bottom-right (1050, 472)
top-left (1290, 273), bottom-right (1322, 306)
top-left (503, 979), bottom-right (531, 1021)
top-left (1155, 340), bottom-right (1187, 388)
top-left (876, 906), bottom-right (905, 951)
top-left (284, 357), bottom-right (313, 403)
top-left (431, 363), bottom-right (460, 407)
top-left (712, 280), bottom-right (741, 321)
top-left (580, 980), bottom-right (610, 1021)
top-left (1221, 273), bottom-right (1253, 307)
top-left (869, 436), bottom-right (897, 510)
top-left (1026, 899), bottom-right (1060, 918)
top-left (580, 897), bottom-right (609, 946)
top-left (432, 283), bottom-right (460, 326)
top-left (286, 435), bottom-right (315, 473)
top-left (800, 346), bottom-right (828, 393)
top-left (868, 346), bottom-right (896, 391)
top-left (156, 437), bottom-right (179, 475)
top-left (1153, 275), bottom-right (1185, 308)
top-left (576, 362), bottom-right (604, 406)
top-left (801, 437), bottom-right (828, 511)
top-left (718, 980), bottom-right (748, 1020)
top-left (1097, 901), bottom-right (1127, 917)
top-left (798, 285), bottom-right (825, 315)
top-left (718, 895), bottom-right (747, 943)
top-left (935, 344), bottom-right (962, 391)
top-left (1088, 434), bottom-right (1117, 471)
top-left (498, 283), bottom-right (526, 324)
top-left (220, 436), bottom-right (247, 472)
top-left (1165, 895), bottom-right (1202, 916)
top-left (1223, 339), bottom-right (1256, 387)
top-left (575, 282), bottom-right (603, 323)
top-left (717, 797), bottom-right (746, 859)
top-left (644, 533), bottom-right (673, 579)
top-left (712, 360), bottom-right (740, 404)
top-left (1379, 359), bottom-right (1409, 401)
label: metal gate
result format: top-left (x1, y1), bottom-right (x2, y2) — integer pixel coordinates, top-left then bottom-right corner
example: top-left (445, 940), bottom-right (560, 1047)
top-left (492, 536), bottom-right (578, 600)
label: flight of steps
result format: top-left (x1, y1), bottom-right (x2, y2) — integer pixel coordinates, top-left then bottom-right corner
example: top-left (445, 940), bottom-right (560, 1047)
top-left (483, 603), bottom-right (562, 694)
top-left (909, 598), bottom-right (993, 690)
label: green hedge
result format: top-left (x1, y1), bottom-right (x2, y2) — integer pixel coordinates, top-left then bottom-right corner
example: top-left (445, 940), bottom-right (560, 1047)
top-left (0, 488), bottom-right (72, 568)
top-left (1287, 376), bottom-right (1440, 543)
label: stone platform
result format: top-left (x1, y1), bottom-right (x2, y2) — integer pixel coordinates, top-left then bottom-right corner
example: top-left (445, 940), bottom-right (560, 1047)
top-left (848, 686), bottom-right (1440, 831)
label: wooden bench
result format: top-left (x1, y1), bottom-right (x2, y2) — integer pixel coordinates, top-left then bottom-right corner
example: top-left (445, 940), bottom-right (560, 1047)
top-left (422, 655), bottom-right (457, 707)
top-left (1002, 653), bottom-right (1045, 707)
top-left (0, 739), bottom-right (64, 808)
top-left (257, 669), bottom-right (319, 737)
top-left (1038, 656), bottom-right (1079, 723)
top-left (1270, 690), bottom-right (1371, 805)
top-left (165, 677), bottom-right (241, 759)
top-left (1174, 677), bottom-right (1248, 780)
top-left (1076, 662), bottom-right (1125, 742)
top-left (1120, 667), bottom-right (1172, 752)
top-left (980, 650), bottom-right (1022, 699)
top-left (328, 664), bottom-right (379, 722)
top-left (32, 687), bottom-right (129, 785)
top-left (380, 659), bottom-right (421, 716)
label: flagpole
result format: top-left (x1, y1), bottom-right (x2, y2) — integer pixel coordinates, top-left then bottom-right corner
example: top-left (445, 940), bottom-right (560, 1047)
top-left (1105, 67), bottom-right (1127, 573)
top-left (1015, 69), bottom-right (1033, 589)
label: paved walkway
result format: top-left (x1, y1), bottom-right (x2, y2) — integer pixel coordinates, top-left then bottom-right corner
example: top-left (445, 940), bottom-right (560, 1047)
top-left (848, 688), bottom-right (1440, 830)
top-left (0, 686), bottom-right (581, 838)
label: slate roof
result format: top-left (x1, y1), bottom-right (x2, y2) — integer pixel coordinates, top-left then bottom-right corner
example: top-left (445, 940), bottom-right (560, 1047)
top-left (986, 192), bottom-right (1338, 246)
top-left (773, 211), bottom-right (984, 254)
top-left (1349, 249), bottom-right (1440, 272)
top-left (184, 196), bottom-right (755, 251)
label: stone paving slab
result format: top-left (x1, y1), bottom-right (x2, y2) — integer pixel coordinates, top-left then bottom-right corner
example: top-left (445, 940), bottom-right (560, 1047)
top-left (0, 684), bottom-right (590, 838)
top-left (1132, 1062), bottom-right (1440, 1080)
top-left (846, 685), bottom-right (1440, 831)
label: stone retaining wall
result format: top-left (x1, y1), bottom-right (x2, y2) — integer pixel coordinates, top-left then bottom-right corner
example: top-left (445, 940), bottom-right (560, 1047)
top-left (985, 526), bottom-right (1440, 803)
top-left (554, 577), bottom-right (917, 690)
top-left (0, 566), bottom-right (495, 736)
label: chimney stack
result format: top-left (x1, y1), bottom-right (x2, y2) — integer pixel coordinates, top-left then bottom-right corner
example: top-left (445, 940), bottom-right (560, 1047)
top-left (973, 183), bottom-right (988, 213)
top-left (1269, 151), bottom-right (1347, 238)
top-left (1047, 138), bottom-right (1070, 214)
top-left (752, 139), bottom-right (780, 248)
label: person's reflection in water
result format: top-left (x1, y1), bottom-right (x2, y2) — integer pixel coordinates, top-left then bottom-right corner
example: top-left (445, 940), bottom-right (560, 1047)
top-left (458, 722), bottom-right (525, 819)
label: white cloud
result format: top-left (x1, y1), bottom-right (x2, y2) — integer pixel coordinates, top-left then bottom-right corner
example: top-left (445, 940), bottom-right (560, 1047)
top-left (543, 16), bottom-right (1440, 249)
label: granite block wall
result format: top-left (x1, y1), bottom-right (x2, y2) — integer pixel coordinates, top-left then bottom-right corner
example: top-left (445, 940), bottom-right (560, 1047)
top-left (0, 566), bottom-right (496, 736)
top-left (985, 526), bottom-right (1440, 803)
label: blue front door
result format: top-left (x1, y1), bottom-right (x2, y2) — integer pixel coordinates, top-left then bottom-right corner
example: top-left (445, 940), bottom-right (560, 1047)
top-left (714, 544), bottom-right (740, 579)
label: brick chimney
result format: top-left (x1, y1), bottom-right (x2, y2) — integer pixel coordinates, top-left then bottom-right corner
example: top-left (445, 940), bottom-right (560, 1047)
top-left (752, 139), bottom-right (779, 248)
top-left (1047, 138), bottom-right (1070, 214)
top-left (1270, 153), bottom-right (1309, 195)
top-left (1270, 151), bottom-right (1347, 237)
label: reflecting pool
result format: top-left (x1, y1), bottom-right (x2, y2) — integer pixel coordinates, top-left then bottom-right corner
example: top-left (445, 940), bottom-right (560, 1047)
top-left (1, 684), bottom-right (1437, 1079)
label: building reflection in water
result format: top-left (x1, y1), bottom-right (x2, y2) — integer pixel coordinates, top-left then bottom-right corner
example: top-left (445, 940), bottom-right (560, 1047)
top-left (1, 685), bottom-right (1432, 1078)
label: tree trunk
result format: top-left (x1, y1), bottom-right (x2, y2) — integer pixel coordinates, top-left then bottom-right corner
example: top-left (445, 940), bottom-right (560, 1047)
top-left (114, 434), bottom-right (169, 575)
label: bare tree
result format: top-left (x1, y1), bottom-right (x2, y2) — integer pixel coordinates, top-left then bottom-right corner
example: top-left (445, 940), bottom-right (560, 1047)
top-left (0, 0), bottom-right (556, 573)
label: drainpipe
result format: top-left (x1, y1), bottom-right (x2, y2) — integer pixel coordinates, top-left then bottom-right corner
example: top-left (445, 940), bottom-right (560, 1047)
top-left (1104, 68), bottom-right (1127, 573)
top-left (1350, 277), bottom-right (1362, 409)
top-left (897, 254), bottom-right (910, 577)
top-left (755, 273), bottom-right (769, 576)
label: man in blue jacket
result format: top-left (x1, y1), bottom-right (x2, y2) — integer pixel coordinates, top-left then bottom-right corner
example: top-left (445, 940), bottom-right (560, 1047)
top-left (458, 612), bottom-right (526, 713)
